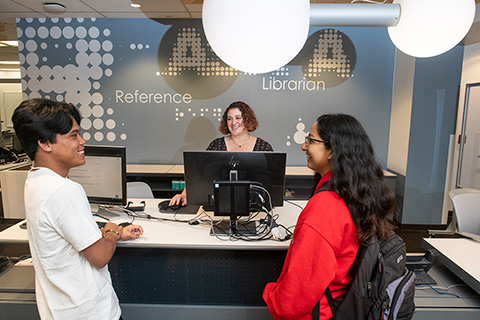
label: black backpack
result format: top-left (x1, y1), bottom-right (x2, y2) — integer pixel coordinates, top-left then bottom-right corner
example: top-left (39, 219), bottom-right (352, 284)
top-left (312, 232), bottom-right (416, 320)
top-left (312, 186), bottom-right (416, 320)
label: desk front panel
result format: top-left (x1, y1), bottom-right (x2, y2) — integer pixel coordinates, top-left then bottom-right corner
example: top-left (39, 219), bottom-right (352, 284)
top-left (110, 246), bottom-right (287, 306)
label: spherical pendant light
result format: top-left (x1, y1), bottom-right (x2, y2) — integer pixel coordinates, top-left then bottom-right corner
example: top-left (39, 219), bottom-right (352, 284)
top-left (202, 0), bottom-right (310, 74)
top-left (388, 0), bottom-right (476, 58)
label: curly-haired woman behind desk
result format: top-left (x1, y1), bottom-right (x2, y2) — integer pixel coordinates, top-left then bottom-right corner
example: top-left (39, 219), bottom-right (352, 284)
top-left (263, 114), bottom-right (397, 320)
top-left (170, 101), bottom-right (273, 206)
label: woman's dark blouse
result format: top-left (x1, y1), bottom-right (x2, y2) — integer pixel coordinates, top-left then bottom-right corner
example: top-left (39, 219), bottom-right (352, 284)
top-left (206, 137), bottom-right (274, 151)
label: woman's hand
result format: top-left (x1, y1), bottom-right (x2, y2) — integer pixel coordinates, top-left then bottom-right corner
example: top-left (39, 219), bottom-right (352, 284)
top-left (169, 191), bottom-right (187, 206)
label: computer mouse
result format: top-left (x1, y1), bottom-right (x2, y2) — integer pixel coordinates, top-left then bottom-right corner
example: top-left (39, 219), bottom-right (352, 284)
top-left (169, 203), bottom-right (183, 211)
top-left (158, 200), bottom-right (184, 212)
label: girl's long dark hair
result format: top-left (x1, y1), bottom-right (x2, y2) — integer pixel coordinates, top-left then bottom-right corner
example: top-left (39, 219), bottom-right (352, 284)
top-left (312, 114), bottom-right (397, 242)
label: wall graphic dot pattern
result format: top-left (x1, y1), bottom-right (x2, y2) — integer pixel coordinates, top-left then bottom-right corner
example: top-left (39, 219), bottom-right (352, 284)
top-left (161, 27), bottom-right (238, 78)
top-left (285, 118), bottom-right (308, 147)
top-left (301, 29), bottom-right (356, 88)
top-left (158, 22), bottom-right (240, 100)
top-left (16, 18), bottom-right (125, 143)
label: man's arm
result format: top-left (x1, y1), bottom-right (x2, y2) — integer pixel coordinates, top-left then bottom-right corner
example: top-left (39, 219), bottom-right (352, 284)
top-left (81, 222), bottom-right (121, 269)
top-left (81, 222), bottom-right (144, 268)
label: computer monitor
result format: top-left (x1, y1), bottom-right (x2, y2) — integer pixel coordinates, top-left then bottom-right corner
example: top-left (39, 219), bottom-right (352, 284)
top-left (184, 151), bottom-right (287, 210)
top-left (68, 145), bottom-right (127, 207)
top-left (13, 133), bottom-right (24, 155)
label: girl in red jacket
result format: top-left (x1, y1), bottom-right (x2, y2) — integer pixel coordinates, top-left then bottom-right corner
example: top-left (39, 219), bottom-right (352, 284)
top-left (263, 114), bottom-right (397, 320)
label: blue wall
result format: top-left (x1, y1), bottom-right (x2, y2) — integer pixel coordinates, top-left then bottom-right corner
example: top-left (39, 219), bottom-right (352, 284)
top-left (402, 47), bottom-right (464, 224)
top-left (16, 18), bottom-right (395, 166)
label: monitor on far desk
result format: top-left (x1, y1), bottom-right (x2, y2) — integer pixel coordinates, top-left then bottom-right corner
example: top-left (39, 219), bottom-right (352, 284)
top-left (68, 145), bottom-right (127, 217)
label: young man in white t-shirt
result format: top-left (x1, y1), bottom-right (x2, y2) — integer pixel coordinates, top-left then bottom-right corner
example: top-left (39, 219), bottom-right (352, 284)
top-left (12, 98), bottom-right (144, 320)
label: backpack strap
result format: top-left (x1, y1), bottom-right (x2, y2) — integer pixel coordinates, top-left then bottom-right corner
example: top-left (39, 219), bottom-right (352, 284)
top-left (312, 241), bottom-right (372, 320)
top-left (314, 182), bottom-right (331, 195)
top-left (312, 301), bottom-right (320, 320)
top-left (312, 289), bottom-right (336, 320)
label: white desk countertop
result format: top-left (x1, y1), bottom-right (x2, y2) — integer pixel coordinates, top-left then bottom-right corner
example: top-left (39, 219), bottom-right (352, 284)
top-left (422, 237), bottom-right (480, 295)
top-left (0, 199), bottom-right (306, 250)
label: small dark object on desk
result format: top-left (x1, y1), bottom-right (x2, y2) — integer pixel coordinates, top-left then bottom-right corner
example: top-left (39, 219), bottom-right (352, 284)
top-left (158, 200), bottom-right (199, 214)
top-left (169, 203), bottom-right (183, 211)
top-left (158, 200), bottom-right (183, 212)
top-left (20, 222), bottom-right (27, 229)
top-left (96, 221), bottom-right (131, 228)
top-left (126, 201), bottom-right (145, 211)
top-left (118, 222), bottom-right (132, 227)
top-left (96, 221), bottom-right (106, 228)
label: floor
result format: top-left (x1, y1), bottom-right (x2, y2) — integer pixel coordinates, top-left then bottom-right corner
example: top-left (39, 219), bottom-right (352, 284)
top-left (0, 218), bottom-right (437, 258)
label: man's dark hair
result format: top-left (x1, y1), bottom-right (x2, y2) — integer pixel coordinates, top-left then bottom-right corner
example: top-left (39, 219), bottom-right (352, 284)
top-left (12, 98), bottom-right (81, 160)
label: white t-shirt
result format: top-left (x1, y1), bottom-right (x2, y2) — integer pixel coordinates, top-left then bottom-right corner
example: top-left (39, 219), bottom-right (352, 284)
top-left (24, 167), bottom-right (121, 320)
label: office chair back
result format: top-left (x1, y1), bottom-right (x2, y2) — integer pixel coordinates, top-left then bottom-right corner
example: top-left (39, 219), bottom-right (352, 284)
top-left (449, 188), bottom-right (480, 235)
top-left (127, 181), bottom-right (154, 199)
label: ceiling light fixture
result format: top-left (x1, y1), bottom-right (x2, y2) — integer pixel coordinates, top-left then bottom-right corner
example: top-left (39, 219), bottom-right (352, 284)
top-left (203, 0), bottom-right (476, 74)
top-left (202, 0), bottom-right (310, 74)
top-left (130, 3), bottom-right (141, 8)
top-left (387, 0), bottom-right (476, 58)
top-left (43, 3), bottom-right (67, 14)
top-left (310, 3), bottom-right (400, 27)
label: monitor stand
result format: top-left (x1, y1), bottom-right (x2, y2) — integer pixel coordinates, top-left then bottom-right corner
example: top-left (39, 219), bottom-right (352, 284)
top-left (210, 216), bottom-right (258, 236)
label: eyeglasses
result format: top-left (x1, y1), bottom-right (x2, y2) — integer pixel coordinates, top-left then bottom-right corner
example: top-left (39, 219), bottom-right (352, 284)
top-left (304, 136), bottom-right (328, 146)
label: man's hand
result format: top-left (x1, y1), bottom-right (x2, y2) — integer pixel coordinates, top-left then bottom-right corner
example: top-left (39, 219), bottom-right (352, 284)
top-left (119, 224), bottom-right (144, 241)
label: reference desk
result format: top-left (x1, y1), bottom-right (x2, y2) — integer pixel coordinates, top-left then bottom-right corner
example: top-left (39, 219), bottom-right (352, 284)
top-left (0, 199), bottom-right (304, 320)
top-left (2, 199), bottom-right (479, 320)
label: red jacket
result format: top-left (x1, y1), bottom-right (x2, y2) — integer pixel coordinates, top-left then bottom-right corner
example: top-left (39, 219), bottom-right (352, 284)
top-left (263, 171), bottom-right (359, 319)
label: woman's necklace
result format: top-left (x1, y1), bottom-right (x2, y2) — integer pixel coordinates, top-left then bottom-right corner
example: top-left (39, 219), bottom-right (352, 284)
top-left (231, 134), bottom-right (250, 148)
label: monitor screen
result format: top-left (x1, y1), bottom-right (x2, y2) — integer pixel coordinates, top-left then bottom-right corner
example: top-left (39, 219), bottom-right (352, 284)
top-left (68, 145), bottom-right (127, 206)
top-left (13, 133), bottom-right (25, 155)
top-left (184, 151), bottom-right (287, 209)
